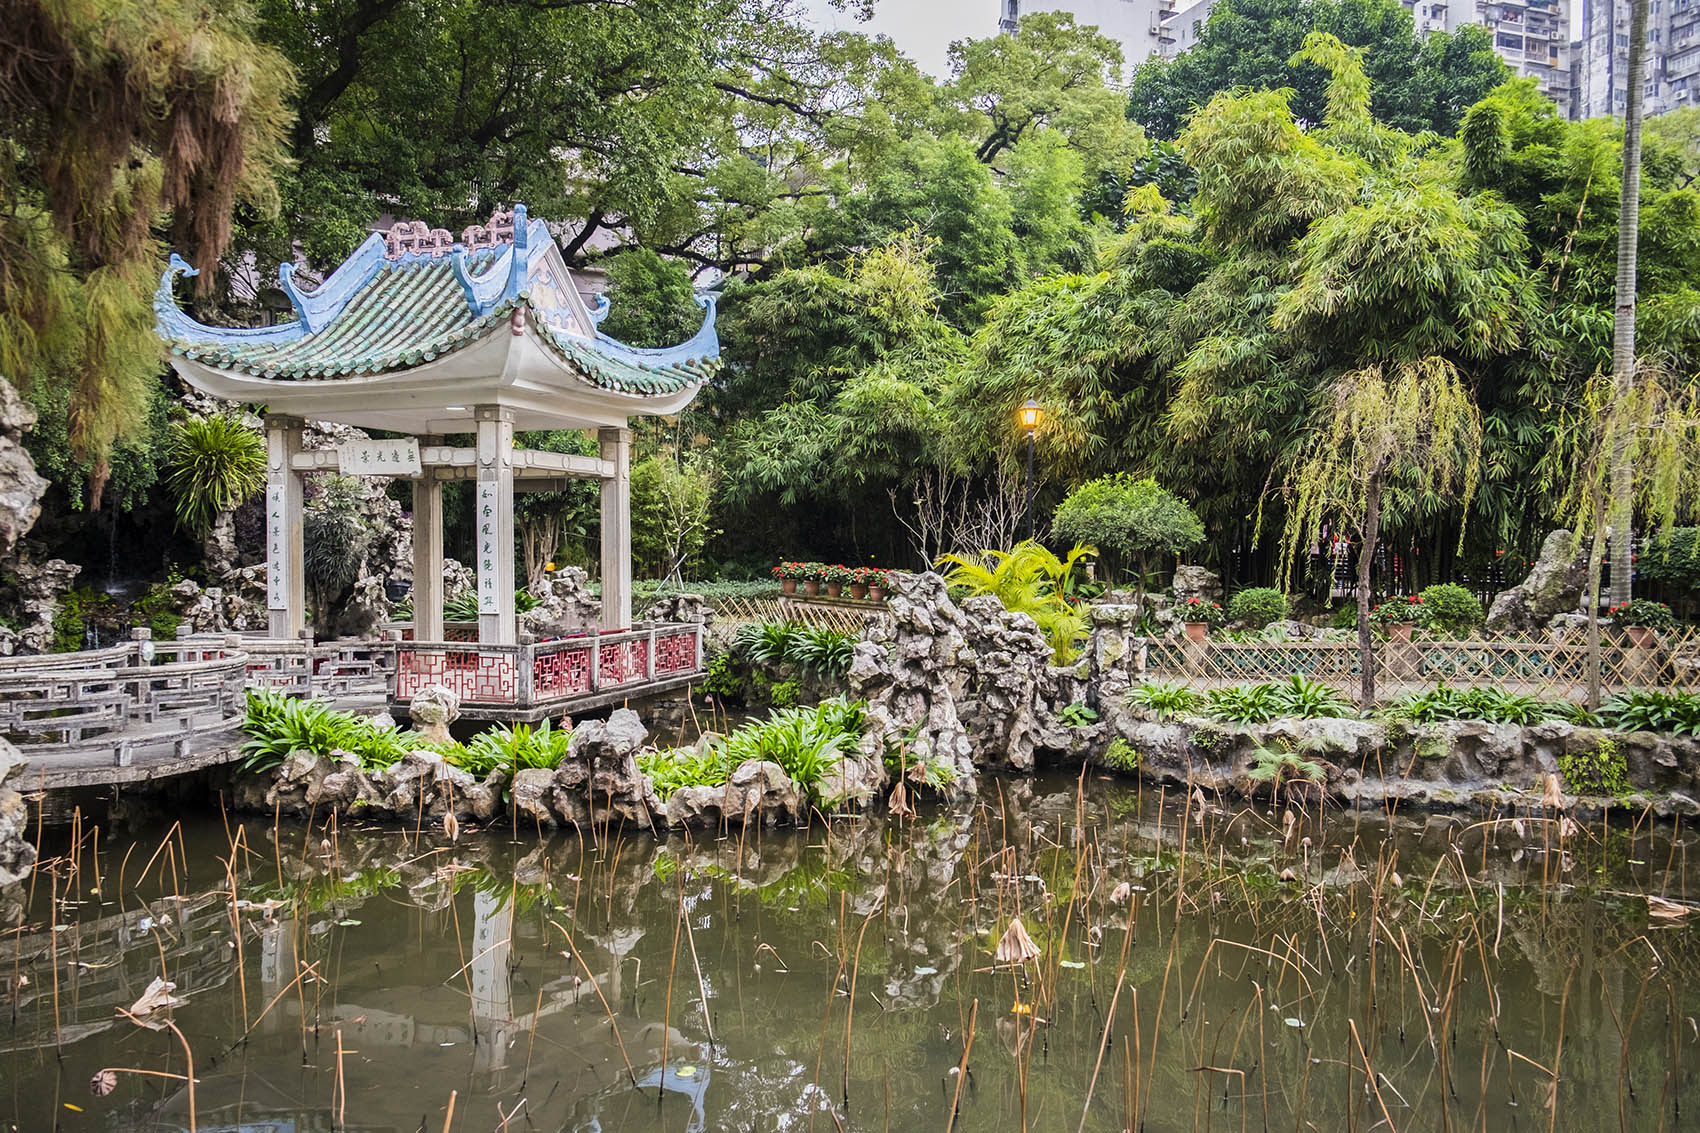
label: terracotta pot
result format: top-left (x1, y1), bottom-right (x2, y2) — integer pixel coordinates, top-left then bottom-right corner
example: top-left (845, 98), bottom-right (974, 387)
top-left (1625, 625), bottom-right (1657, 648)
top-left (1184, 621), bottom-right (1209, 643)
top-left (802, 579), bottom-right (821, 596)
top-left (1389, 622), bottom-right (1414, 643)
top-left (848, 583), bottom-right (869, 600)
top-left (781, 578), bottom-right (797, 595)
top-left (826, 582), bottom-right (844, 599)
top-left (868, 586), bottom-right (887, 603)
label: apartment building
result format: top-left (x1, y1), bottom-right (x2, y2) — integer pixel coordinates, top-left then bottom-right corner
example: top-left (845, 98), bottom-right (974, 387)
top-left (998, 0), bottom-right (1176, 68)
top-left (1574, 0), bottom-right (1700, 119)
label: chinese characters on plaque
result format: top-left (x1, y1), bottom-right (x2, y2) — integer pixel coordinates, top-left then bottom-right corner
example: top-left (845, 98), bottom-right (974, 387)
top-left (266, 484), bottom-right (288, 611)
top-left (335, 437), bottom-right (422, 476)
top-left (477, 481), bottom-right (500, 615)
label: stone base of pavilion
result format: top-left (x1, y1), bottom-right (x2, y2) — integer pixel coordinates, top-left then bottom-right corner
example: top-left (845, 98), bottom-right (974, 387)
top-left (387, 621), bottom-right (705, 723)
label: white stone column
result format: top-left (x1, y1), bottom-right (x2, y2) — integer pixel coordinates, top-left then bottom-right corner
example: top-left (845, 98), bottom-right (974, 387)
top-left (470, 888), bottom-right (514, 1076)
top-left (475, 406), bottom-right (517, 644)
top-left (412, 439), bottom-right (444, 642)
top-left (264, 415), bottom-right (306, 639)
top-left (599, 425), bottom-right (633, 631)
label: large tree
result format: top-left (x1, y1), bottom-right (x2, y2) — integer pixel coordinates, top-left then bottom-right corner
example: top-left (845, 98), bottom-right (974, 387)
top-left (1126, 0), bottom-right (1508, 141)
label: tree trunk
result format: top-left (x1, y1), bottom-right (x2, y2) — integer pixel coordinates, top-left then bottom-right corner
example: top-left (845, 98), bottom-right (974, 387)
top-left (1356, 474), bottom-right (1383, 707)
top-left (1607, 0), bottom-right (1652, 607)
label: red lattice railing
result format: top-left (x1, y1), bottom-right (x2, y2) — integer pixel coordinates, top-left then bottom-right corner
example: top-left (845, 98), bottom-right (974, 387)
top-left (389, 623), bottom-right (702, 709)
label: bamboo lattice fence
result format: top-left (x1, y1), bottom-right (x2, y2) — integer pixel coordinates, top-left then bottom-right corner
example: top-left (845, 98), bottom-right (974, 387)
top-left (1144, 629), bottom-right (1700, 703)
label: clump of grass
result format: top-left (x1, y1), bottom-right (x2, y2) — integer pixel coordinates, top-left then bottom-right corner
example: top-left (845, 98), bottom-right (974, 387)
top-left (1127, 680), bottom-right (1203, 720)
top-left (239, 689), bottom-right (429, 773)
top-left (1384, 682), bottom-right (1565, 725)
top-left (638, 697), bottom-right (868, 804)
top-left (1207, 676), bottom-right (1353, 724)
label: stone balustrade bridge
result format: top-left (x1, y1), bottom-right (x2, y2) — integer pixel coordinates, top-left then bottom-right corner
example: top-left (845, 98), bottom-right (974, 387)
top-left (0, 622), bottom-right (704, 792)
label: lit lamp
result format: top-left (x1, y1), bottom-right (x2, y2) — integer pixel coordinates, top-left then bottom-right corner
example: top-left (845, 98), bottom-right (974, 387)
top-left (1019, 399), bottom-right (1042, 541)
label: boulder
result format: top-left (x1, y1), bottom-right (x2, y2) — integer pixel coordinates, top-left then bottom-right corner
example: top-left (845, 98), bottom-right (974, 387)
top-left (0, 785), bottom-right (34, 887)
top-left (511, 767), bottom-right (563, 828)
top-left (664, 761), bottom-right (802, 828)
top-left (572, 709), bottom-right (660, 827)
top-left (13, 555), bottom-right (81, 654)
top-left (0, 738), bottom-right (26, 785)
top-left (520, 566), bottom-right (601, 638)
top-left (408, 685), bottom-right (461, 745)
top-left (1486, 530), bottom-right (1588, 633)
top-left (1171, 565), bottom-right (1222, 604)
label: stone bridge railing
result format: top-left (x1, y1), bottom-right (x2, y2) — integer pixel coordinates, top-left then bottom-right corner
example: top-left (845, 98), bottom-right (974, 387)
top-left (0, 631), bottom-right (250, 773)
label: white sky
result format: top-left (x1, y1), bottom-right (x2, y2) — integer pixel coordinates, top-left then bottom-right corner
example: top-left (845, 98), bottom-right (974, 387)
top-left (803, 0), bottom-right (995, 77)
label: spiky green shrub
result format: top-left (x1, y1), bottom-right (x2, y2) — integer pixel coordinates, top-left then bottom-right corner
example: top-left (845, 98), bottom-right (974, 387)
top-left (638, 697), bottom-right (868, 805)
top-left (453, 719), bottom-right (573, 777)
top-left (239, 689), bottom-right (428, 773)
top-left (164, 414), bottom-right (266, 535)
top-left (937, 540), bottom-right (1093, 662)
top-left (784, 625), bottom-right (858, 678)
top-left (1207, 676), bottom-right (1354, 723)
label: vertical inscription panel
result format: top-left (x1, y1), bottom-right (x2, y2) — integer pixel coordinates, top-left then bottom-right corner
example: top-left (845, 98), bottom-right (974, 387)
top-left (477, 481), bottom-right (500, 616)
top-left (267, 484), bottom-right (288, 611)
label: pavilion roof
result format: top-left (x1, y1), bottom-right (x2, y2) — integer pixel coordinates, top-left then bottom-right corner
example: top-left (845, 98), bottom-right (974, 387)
top-left (154, 205), bottom-right (718, 399)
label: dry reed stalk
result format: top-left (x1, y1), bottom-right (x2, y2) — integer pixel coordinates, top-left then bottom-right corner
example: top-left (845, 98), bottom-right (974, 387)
top-left (442, 1089), bottom-right (457, 1132)
top-left (841, 905), bottom-right (880, 1107)
top-left (944, 998), bottom-right (979, 1133)
top-left (547, 919), bottom-right (636, 1084)
top-left (1076, 972), bottom-right (1125, 1133)
top-left (659, 872), bottom-right (684, 1101)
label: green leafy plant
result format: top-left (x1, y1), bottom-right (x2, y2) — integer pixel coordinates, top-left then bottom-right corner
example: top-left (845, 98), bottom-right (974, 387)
top-left (1600, 690), bottom-right (1700, 735)
top-left (454, 719), bottom-right (573, 777)
top-left (698, 654), bottom-right (747, 702)
top-left (1059, 702), bottom-right (1099, 727)
top-left (1416, 583), bottom-right (1484, 637)
top-left (1127, 680), bottom-right (1203, 720)
top-left (240, 688), bottom-right (434, 773)
top-left (1103, 737), bottom-right (1142, 773)
top-left (1368, 595), bottom-right (1425, 628)
top-left (1176, 596), bottom-right (1225, 628)
top-left (768, 679), bottom-right (801, 708)
top-left (1226, 587), bottom-right (1289, 629)
top-left (1207, 677), bottom-right (1353, 723)
top-left (785, 625), bottom-right (858, 678)
top-left (1386, 683), bottom-right (1563, 725)
top-left (640, 697), bottom-right (868, 806)
top-left (1558, 737), bottom-right (1631, 796)
top-left (936, 540), bottom-right (1093, 662)
top-left (164, 414), bottom-right (266, 535)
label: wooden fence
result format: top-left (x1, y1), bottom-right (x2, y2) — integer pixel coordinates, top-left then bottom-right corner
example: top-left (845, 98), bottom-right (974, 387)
top-left (713, 596), bottom-right (876, 634)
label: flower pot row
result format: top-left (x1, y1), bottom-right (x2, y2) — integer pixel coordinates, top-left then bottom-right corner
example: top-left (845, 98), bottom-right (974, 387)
top-left (772, 563), bottom-right (893, 602)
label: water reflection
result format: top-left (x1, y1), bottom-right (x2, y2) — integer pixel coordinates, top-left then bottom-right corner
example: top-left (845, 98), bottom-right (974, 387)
top-left (4, 775), bottom-right (1700, 1131)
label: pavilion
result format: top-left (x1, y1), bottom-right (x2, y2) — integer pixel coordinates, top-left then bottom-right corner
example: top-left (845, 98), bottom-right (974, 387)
top-left (154, 205), bottom-right (717, 717)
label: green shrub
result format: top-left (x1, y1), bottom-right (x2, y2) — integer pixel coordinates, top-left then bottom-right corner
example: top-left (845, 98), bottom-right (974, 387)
top-left (785, 625), bottom-right (857, 678)
top-left (1226, 587), bottom-right (1289, 629)
top-left (132, 576), bottom-right (182, 641)
top-left (1049, 474), bottom-right (1203, 587)
top-left (1329, 605), bottom-right (1358, 630)
top-left (239, 689), bottom-right (430, 773)
top-left (1558, 737), bottom-right (1630, 796)
top-left (768, 679), bottom-right (801, 709)
top-left (1600, 690), bottom-right (1700, 735)
top-left (1103, 738), bottom-right (1142, 773)
top-left (1127, 680), bottom-right (1203, 720)
top-left (164, 414), bottom-right (266, 535)
top-left (452, 719), bottom-right (573, 777)
top-left (1417, 583), bottom-right (1484, 637)
top-left (1207, 683), bottom-right (1280, 724)
top-left (698, 654), bottom-right (747, 702)
top-left (1609, 599), bottom-right (1676, 630)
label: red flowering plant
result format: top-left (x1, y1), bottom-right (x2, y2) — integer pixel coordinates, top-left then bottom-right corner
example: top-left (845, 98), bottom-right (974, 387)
top-left (1608, 599), bottom-right (1675, 630)
top-left (771, 562), bottom-right (810, 582)
top-left (1178, 597), bottom-right (1225, 628)
top-left (1368, 594), bottom-right (1427, 628)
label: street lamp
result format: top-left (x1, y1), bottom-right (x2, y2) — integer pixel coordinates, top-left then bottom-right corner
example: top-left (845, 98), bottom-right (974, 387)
top-left (1019, 399), bottom-right (1042, 542)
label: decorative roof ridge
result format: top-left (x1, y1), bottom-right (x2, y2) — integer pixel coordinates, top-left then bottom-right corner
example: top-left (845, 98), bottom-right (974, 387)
top-left (155, 254), bottom-right (306, 346)
top-left (279, 231), bottom-right (388, 333)
top-left (590, 292), bottom-right (720, 366)
top-left (450, 205), bottom-right (551, 319)
top-left (587, 293), bottom-right (611, 325)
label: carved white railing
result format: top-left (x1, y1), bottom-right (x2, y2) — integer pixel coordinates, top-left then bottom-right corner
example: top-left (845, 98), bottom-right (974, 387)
top-left (0, 632), bottom-right (250, 768)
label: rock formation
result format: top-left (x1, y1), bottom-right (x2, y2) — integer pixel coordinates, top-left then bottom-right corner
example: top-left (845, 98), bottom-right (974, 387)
top-left (1486, 529), bottom-right (1589, 633)
top-left (520, 566), bottom-right (601, 638)
top-left (0, 381), bottom-right (47, 559)
top-left (0, 739), bottom-right (34, 890)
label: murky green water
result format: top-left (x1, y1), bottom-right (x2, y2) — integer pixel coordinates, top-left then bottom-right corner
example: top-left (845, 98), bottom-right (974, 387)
top-left (5, 775), bottom-right (1700, 1131)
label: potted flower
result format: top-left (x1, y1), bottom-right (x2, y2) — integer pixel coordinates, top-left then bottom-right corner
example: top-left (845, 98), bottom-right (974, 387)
top-left (1370, 594), bottom-right (1425, 642)
top-left (867, 568), bottom-right (892, 602)
top-left (1609, 599), bottom-right (1675, 648)
top-left (801, 562), bottom-right (827, 597)
top-left (847, 567), bottom-right (870, 601)
top-left (826, 564), bottom-right (857, 599)
top-left (772, 561), bottom-right (804, 595)
top-left (1178, 597), bottom-right (1224, 642)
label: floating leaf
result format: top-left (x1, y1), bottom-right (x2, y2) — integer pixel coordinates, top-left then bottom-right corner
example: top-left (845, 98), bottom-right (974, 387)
top-left (677, 1065), bottom-right (698, 1079)
top-left (90, 1069), bottom-right (117, 1097)
top-left (127, 977), bottom-right (185, 1018)
top-left (1284, 1017), bottom-right (1305, 1028)
top-left (1059, 960), bottom-right (1086, 970)
top-left (995, 917), bottom-right (1041, 965)
top-left (337, 919), bottom-right (362, 927)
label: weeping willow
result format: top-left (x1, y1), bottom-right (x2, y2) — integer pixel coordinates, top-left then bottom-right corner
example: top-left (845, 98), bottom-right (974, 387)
top-left (1279, 359), bottom-right (1484, 702)
top-left (0, 0), bottom-right (292, 502)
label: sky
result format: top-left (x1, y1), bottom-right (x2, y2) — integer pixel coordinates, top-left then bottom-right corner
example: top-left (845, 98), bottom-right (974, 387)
top-left (802, 0), bottom-right (996, 77)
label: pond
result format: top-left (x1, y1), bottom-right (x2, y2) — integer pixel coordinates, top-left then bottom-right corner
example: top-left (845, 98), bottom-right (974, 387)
top-left (4, 773), bottom-right (1699, 1131)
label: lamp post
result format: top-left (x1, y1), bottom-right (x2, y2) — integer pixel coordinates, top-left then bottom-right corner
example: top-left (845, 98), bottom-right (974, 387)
top-left (1019, 399), bottom-right (1042, 542)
